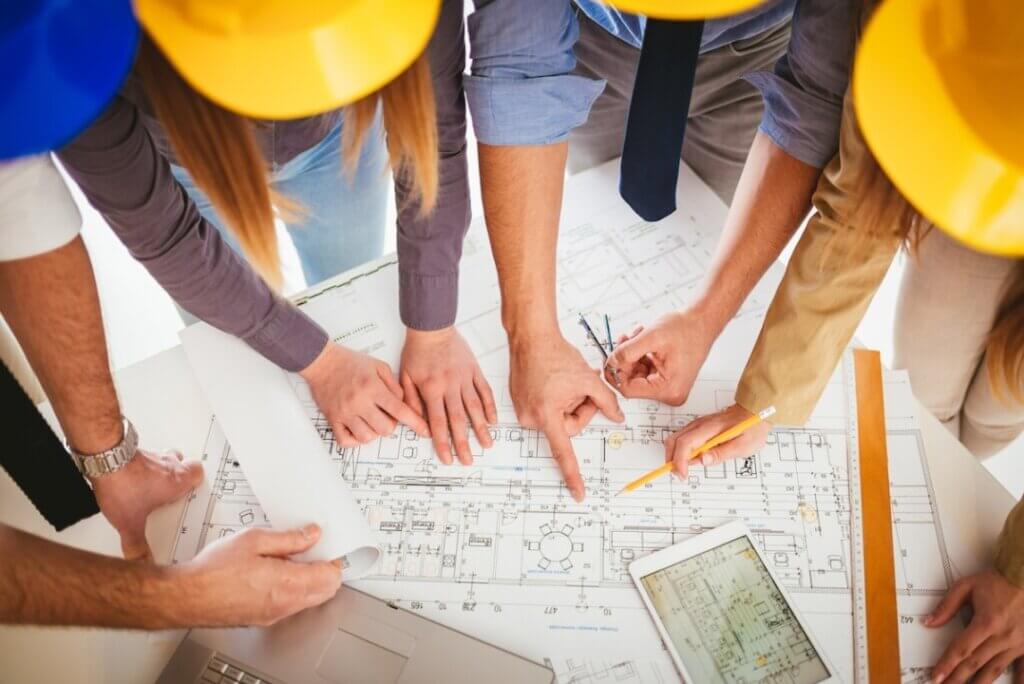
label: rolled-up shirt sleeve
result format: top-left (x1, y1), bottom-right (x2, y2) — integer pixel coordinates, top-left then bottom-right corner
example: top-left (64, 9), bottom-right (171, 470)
top-left (743, 0), bottom-right (854, 168)
top-left (0, 155), bottom-right (81, 260)
top-left (465, 0), bottom-right (606, 146)
top-left (57, 97), bottom-right (329, 372)
top-left (395, 0), bottom-right (470, 330)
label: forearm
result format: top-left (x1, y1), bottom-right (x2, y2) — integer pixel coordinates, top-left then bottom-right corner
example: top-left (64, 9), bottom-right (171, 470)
top-left (478, 142), bottom-right (567, 343)
top-left (396, 0), bottom-right (470, 331)
top-left (692, 132), bottom-right (820, 334)
top-left (0, 237), bottom-right (121, 453)
top-left (58, 99), bottom-right (328, 373)
top-left (0, 524), bottom-right (178, 629)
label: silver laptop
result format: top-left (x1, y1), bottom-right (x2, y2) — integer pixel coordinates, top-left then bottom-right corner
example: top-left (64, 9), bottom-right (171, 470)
top-left (157, 586), bottom-right (553, 684)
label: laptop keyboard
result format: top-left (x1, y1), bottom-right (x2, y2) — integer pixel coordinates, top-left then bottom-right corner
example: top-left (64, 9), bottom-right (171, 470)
top-left (199, 654), bottom-right (276, 684)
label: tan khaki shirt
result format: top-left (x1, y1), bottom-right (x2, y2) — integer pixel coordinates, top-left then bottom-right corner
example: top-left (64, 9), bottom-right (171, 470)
top-left (734, 94), bottom-right (1024, 587)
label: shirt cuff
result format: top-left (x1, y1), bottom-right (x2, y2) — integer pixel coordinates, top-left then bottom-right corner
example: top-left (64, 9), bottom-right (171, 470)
top-left (465, 74), bottom-right (606, 146)
top-left (744, 70), bottom-right (842, 169)
top-left (994, 499), bottom-right (1024, 588)
top-left (243, 298), bottom-right (329, 372)
top-left (399, 269), bottom-right (459, 331)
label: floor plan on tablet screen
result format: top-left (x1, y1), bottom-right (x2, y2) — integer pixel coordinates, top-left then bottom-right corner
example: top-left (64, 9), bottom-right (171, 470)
top-left (172, 166), bottom-right (955, 682)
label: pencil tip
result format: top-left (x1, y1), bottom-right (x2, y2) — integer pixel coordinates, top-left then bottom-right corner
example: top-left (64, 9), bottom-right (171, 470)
top-left (614, 488), bottom-right (625, 497)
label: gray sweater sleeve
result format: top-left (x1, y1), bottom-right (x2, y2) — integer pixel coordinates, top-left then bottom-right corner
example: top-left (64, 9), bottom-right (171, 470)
top-left (57, 96), bottom-right (329, 372)
top-left (394, 0), bottom-right (472, 330)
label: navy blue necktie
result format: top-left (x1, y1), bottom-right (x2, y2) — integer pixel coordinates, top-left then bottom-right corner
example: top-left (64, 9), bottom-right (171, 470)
top-left (620, 19), bottom-right (705, 222)
top-left (0, 361), bottom-right (99, 530)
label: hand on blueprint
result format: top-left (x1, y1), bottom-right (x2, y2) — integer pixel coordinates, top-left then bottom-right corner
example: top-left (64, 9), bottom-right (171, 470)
top-left (603, 309), bottom-right (715, 405)
top-left (663, 404), bottom-right (771, 477)
top-left (91, 448), bottom-right (203, 561)
top-left (510, 338), bottom-right (624, 501)
top-left (925, 569), bottom-right (1024, 683)
top-left (300, 343), bottom-right (429, 446)
top-left (171, 524), bottom-right (343, 627)
top-left (400, 327), bottom-right (498, 466)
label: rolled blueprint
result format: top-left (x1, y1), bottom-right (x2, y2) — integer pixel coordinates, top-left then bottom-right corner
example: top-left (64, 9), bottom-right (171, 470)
top-left (181, 323), bottom-right (380, 577)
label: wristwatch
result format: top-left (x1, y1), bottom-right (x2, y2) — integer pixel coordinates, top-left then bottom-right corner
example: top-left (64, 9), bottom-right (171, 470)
top-left (68, 417), bottom-right (139, 478)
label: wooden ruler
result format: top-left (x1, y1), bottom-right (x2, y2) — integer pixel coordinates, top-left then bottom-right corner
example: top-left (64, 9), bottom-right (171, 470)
top-left (846, 349), bottom-right (900, 682)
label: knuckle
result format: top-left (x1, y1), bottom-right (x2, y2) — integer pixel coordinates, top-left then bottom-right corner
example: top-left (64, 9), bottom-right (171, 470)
top-left (423, 379), bottom-right (445, 396)
top-left (977, 616), bottom-right (1000, 632)
top-left (237, 527), bottom-right (262, 545)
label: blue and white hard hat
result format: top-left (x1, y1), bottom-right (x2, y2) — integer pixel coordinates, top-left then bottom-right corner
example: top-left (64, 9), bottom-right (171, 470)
top-left (0, 1), bottom-right (139, 160)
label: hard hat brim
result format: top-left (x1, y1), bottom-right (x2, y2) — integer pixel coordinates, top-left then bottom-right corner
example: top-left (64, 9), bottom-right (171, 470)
top-left (136, 0), bottom-right (441, 121)
top-left (0, 2), bottom-right (139, 160)
top-left (854, 0), bottom-right (1024, 257)
top-left (602, 0), bottom-right (763, 20)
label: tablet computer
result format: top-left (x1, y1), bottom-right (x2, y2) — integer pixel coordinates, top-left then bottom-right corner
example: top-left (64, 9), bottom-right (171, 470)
top-left (629, 521), bottom-right (838, 684)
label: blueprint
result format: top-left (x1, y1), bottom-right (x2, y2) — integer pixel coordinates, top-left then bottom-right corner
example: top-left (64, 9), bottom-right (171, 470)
top-left (173, 164), bottom-right (956, 682)
top-left (546, 653), bottom-right (677, 684)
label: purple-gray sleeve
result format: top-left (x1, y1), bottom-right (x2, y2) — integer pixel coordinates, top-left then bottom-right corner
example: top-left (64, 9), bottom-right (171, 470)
top-left (57, 97), bottom-right (329, 372)
top-left (394, 0), bottom-right (471, 331)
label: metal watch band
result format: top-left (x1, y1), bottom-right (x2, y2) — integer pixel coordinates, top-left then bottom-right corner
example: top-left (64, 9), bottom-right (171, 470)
top-left (69, 417), bottom-right (139, 478)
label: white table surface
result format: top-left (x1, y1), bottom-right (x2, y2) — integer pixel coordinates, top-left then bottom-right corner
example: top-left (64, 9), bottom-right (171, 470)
top-left (0, 339), bottom-right (1016, 683)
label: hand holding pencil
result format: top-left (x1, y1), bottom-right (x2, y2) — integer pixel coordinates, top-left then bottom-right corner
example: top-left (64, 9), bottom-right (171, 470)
top-left (618, 404), bottom-right (776, 495)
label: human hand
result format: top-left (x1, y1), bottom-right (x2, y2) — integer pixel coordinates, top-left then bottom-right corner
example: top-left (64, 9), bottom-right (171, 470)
top-left (169, 524), bottom-right (343, 628)
top-left (604, 309), bottom-right (718, 405)
top-left (510, 336), bottom-right (624, 501)
top-left (300, 342), bottom-right (429, 447)
top-left (924, 569), bottom-right (1024, 683)
top-left (91, 448), bottom-right (203, 561)
top-left (663, 404), bottom-right (770, 478)
top-left (400, 327), bottom-right (498, 465)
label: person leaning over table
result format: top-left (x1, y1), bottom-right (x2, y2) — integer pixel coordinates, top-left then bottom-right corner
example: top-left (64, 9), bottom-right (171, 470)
top-left (612, 1), bottom-right (1024, 681)
top-left (56, 0), bottom-right (500, 464)
top-left (451, 0), bottom-right (854, 500)
top-left (0, 2), bottom-right (339, 629)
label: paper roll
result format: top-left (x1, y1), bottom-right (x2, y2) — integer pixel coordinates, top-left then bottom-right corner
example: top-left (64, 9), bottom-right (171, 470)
top-left (181, 323), bottom-right (380, 577)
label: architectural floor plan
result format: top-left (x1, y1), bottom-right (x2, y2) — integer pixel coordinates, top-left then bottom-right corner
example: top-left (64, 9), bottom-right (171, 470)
top-left (173, 165), bottom-right (955, 682)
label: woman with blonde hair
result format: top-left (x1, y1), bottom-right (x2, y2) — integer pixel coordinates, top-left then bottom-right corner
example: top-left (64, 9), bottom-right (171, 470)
top-left (640, 0), bottom-right (1024, 680)
top-left (58, 0), bottom-right (497, 461)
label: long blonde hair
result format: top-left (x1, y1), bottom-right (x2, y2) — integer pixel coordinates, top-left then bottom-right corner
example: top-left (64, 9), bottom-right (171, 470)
top-left (136, 35), bottom-right (438, 288)
top-left (844, 99), bottom-right (1024, 405)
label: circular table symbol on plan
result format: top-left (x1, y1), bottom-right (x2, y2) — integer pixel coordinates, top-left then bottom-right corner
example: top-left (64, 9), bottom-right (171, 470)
top-left (541, 531), bottom-right (573, 563)
top-left (531, 523), bottom-right (584, 571)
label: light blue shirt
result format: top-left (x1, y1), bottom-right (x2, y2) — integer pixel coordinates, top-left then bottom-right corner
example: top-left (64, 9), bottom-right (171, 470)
top-left (464, 0), bottom-right (854, 168)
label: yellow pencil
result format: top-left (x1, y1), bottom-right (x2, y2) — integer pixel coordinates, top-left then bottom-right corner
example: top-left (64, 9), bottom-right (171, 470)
top-left (614, 406), bottom-right (776, 496)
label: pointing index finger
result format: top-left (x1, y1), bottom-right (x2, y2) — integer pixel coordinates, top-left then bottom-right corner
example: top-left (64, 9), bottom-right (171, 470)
top-left (543, 420), bottom-right (585, 502)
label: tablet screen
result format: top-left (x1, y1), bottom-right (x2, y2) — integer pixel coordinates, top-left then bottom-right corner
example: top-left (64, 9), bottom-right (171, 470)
top-left (640, 536), bottom-right (831, 684)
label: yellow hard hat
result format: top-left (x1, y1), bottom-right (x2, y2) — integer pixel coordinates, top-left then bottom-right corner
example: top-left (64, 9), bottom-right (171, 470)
top-left (600, 0), bottom-right (763, 20)
top-left (134, 0), bottom-right (441, 120)
top-left (854, 0), bottom-right (1024, 256)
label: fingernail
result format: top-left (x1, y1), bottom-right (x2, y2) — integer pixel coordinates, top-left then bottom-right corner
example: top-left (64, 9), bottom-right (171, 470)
top-left (572, 488), bottom-right (585, 502)
top-left (932, 672), bottom-right (945, 684)
top-left (702, 454), bottom-right (711, 466)
top-left (302, 523), bottom-right (320, 539)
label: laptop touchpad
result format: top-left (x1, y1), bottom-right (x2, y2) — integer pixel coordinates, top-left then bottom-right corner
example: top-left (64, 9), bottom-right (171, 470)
top-left (316, 613), bottom-right (415, 683)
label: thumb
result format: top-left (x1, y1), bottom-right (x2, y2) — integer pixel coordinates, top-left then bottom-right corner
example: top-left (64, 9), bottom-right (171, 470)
top-left (119, 524), bottom-right (152, 562)
top-left (588, 375), bottom-right (625, 422)
top-left (253, 524), bottom-right (322, 557)
top-left (925, 576), bottom-right (975, 627)
top-left (609, 329), bottom-right (659, 370)
top-left (377, 363), bottom-right (404, 399)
